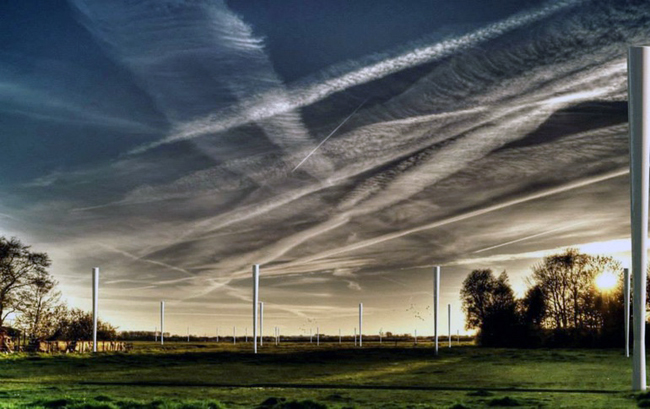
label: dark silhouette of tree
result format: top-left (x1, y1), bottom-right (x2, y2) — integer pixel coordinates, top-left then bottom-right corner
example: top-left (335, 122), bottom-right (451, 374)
top-left (0, 237), bottom-right (51, 326)
top-left (531, 248), bottom-right (621, 332)
top-left (461, 269), bottom-right (521, 346)
top-left (50, 308), bottom-right (117, 341)
top-left (521, 284), bottom-right (546, 327)
top-left (460, 269), bottom-right (496, 330)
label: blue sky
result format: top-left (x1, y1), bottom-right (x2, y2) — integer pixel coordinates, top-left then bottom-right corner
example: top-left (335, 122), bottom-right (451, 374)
top-left (0, 0), bottom-right (644, 336)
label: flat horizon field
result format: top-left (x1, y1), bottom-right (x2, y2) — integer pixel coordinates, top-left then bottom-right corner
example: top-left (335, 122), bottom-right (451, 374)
top-left (0, 341), bottom-right (647, 408)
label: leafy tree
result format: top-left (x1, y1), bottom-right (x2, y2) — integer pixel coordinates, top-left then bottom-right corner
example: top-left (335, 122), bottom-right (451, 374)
top-left (50, 308), bottom-right (117, 341)
top-left (476, 272), bottom-right (521, 346)
top-left (460, 269), bottom-right (496, 330)
top-left (0, 237), bottom-right (51, 326)
top-left (461, 269), bottom-right (521, 346)
top-left (521, 284), bottom-right (546, 327)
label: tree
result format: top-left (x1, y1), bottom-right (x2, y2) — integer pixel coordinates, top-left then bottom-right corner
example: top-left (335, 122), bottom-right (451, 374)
top-left (461, 269), bottom-right (521, 346)
top-left (521, 284), bottom-right (546, 327)
top-left (50, 308), bottom-right (117, 341)
top-left (460, 269), bottom-right (496, 330)
top-left (530, 248), bottom-right (621, 332)
top-left (0, 237), bottom-right (51, 327)
top-left (14, 275), bottom-right (63, 339)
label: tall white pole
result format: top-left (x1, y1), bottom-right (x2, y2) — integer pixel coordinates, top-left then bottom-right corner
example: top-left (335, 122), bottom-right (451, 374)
top-left (233, 326), bottom-right (236, 344)
top-left (253, 264), bottom-right (260, 354)
top-left (630, 45), bottom-right (649, 391)
top-left (160, 301), bottom-right (165, 345)
top-left (625, 268), bottom-right (631, 358)
top-left (245, 327), bottom-right (248, 343)
top-left (260, 301), bottom-right (264, 346)
top-left (216, 327), bottom-right (219, 343)
top-left (359, 303), bottom-right (363, 347)
top-left (448, 303), bottom-right (452, 348)
top-left (415, 329), bottom-right (418, 345)
top-left (187, 327), bottom-right (190, 342)
top-left (433, 266), bottom-right (440, 355)
top-left (380, 328), bottom-right (383, 344)
top-left (92, 267), bottom-right (99, 353)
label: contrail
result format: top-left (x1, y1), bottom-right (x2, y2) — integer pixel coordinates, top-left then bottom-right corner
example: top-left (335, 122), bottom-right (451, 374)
top-left (96, 242), bottom-right (196, 277)
top-left (291, 98), bottom-right (368, 172)
top-left (472, 221), bottom-right (586, 254)
top-left (129, 0), bottom-right (584, 154)
top-left (279, 168), bottom-right (630, 265)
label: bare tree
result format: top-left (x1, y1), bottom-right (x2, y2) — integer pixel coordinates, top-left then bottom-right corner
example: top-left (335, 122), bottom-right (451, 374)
top-left (0, 237), bottom-right (52, 327)
top-left (531, 248), bottom-right (621, 331)
top-left (14, 275), bottom-right (62, 339)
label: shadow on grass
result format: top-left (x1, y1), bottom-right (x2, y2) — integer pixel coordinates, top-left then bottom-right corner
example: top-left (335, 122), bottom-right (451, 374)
top-left (77, 380), bottom-right (620, 395)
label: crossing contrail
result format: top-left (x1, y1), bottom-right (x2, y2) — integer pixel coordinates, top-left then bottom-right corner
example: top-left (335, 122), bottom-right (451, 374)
top-left (472, 221), bottom-right (586, 254)
top-left (291, 98), bottom-right (369, 172)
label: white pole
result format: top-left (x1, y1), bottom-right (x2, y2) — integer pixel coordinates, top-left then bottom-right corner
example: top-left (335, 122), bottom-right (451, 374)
top-left (457, 329), bottom-right (460, 344)
top-left (160, 301), bottom-right (165, 345)
top-left (216, 327), bottom-right (219, 343)
top-left (625, 268), bottom-right (631, 358)
top-left (233, 326), bottom-right (236, 344)
top-left (253, 264), bottom-right (259, 354)
top-left (92, 267), bottom-right (99, 353)
top-left (448, 303), bottom-right (452, 348)
top-left (629, 45), bottom-right (649, 391)
top-left (339, 328), bottom-right (341, 344)
top-left (317, 327), bottom-right (320, 346)
top-left (260, 301), bottom-right (264, 346)
top-left (187, 327), bottom-right (190, 342)
top-left (245, 327), bottom-right (248, 343)
top-left (415, 329), bottom-right (418, 345)
top-left (359, 303), bottom-right (363, 347)
top-left (433, 266), bottom-right (440, 355)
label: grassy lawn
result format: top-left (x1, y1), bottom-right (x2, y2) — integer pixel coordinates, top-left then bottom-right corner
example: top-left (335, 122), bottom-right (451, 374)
top-left (0, 341), bottom-right (645, 408)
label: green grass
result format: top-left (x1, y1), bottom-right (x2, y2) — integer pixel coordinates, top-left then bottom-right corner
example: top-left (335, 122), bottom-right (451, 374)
top-left (0, 341), bottom-right (643, 408)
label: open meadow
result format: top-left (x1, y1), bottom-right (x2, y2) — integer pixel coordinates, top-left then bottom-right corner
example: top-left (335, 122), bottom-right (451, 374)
top-left (0, 341), bottom-right (646, 409)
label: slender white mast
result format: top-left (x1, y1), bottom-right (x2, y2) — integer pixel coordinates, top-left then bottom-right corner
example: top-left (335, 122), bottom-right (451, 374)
top-left (629, 45), bottom-right (649, 391)
top-left (92, 267), bottom-right (99, 353)
top-left (253, 264), bottom-right (260, 354)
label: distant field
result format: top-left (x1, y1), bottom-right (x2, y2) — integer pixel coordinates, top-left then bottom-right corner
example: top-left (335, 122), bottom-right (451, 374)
top-left (0, 341), bottom-right (645, 408)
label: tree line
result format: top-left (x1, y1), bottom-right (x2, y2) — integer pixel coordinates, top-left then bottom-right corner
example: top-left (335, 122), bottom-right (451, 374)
top-left (0, 236), bottom-right (116, 341)
top-left (461, 248), bottom-right (629, 347)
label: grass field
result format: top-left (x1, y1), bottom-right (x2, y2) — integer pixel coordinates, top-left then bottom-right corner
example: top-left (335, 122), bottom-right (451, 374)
top-left (0, 341), bottom-right (646, 408)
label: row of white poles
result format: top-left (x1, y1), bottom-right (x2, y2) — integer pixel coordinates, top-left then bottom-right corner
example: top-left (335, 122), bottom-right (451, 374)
top-left (91, 263), bottom-right (452, 353)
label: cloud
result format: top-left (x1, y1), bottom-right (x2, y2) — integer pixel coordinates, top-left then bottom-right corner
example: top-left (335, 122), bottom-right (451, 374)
top-left (3, 0), bottom-right (647, 334)
top-left (141, 0), bottom-right (586, 151)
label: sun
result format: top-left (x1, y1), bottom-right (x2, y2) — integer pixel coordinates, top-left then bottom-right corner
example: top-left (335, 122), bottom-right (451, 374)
top-left (595, 271), bottom-right (618, 292)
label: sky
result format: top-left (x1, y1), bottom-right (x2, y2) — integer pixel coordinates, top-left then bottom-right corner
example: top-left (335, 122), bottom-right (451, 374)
top-left (0, 0), bottom-right (646, 337)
